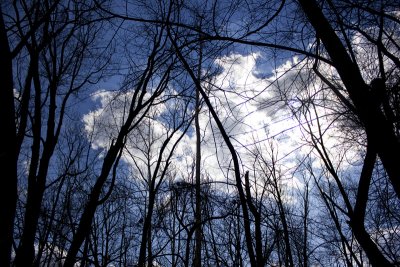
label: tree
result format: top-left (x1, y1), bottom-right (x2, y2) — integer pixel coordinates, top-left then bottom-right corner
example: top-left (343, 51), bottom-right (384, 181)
top-left (63, 17), bottom-right (183, 265)
top-left (134, 104), bottom-right (193, 266)
top-left (2, 0), bottom-right (399, 266)
top-left (297, 0), bottom-right (400, 199)
top-left (0, 5), bottom-right (17, 265)
top-left (1, 1), bottom-right (110, 265)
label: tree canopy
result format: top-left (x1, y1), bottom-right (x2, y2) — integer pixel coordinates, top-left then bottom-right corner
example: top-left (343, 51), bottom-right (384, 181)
top-left (1, 0), bottom-right (400, 266)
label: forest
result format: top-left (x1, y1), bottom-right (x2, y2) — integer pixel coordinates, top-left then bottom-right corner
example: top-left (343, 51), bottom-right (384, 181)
top-left (1, 0), bottom-right (400, 266)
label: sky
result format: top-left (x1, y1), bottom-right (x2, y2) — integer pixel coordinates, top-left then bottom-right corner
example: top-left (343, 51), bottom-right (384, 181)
top-left (6, 1), bottom-right (400, 265)
top-left (81, 48), bottom-right (365, 198)
top-left (78, 1), bottom-right (400, 199)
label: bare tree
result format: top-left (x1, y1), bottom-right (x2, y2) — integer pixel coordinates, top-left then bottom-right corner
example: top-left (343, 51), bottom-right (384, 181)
top-left (0, 5), bottom-right (18, 265)
top-left (63, 17), bottom-right (182, 264)
top-left (1, 1), bottom-right (110, 265)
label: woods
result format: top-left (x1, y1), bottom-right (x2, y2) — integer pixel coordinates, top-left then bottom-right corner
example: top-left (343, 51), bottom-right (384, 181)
top-left (1, 0), bottom-right (400, 266)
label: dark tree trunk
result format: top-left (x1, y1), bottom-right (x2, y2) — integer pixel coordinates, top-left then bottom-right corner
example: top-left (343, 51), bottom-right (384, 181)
top-left (64, 143), bottom-right (122, 267)
top-left (170, 35), bottom-right (257, 266)
top-left (349, 145), bottom-right (393, 267)
top-left (244, 171), bottom-right (265, 267)
top-left (0, 8), bottom-right (18, 267)
top-left (298, 0), bottom-right (400, 198)
top-left (138, 190), bottom-right (156, 267)
top-left (193, 41), bottom-right (202, 267)
top-left (298, 1), bottom-right (396, 265)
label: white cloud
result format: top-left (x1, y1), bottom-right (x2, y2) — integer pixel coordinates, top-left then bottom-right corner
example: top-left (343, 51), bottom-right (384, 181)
top-left (82, 89), bottom-right (184, 183)
top-left (82, 51), bottom-right (365, 194)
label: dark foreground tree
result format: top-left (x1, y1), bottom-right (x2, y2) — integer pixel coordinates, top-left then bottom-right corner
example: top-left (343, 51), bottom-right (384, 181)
top-left (0, 5), bottom-right (17, 266)
top-left (297, 0), bottom-right (400, 200)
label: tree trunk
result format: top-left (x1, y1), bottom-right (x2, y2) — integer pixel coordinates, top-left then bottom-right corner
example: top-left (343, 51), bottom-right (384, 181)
top-left (244, 171), bottom-right (265, 267)
top-left (298, 0), bottom-right (400, 198)
top-left (14, 54), bottom-right (59, 267)
top-left (64, 143), bottom-right (122, 267)
top-left (193, 38), bottom-right (203, 267)
top-left (137, 190), bottom-right (156, 266)
top-left (170, 34), bottom-right (257, 266)
top-left (0, 8), bottom-right (18, 267)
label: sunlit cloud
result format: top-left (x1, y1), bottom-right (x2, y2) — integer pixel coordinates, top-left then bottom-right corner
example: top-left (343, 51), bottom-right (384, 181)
top-left (82, 51), bottom-right (366, 192)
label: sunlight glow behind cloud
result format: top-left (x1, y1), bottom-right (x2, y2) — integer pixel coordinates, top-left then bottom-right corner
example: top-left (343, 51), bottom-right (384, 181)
top-left (82, 51), bottom-right (365, 193)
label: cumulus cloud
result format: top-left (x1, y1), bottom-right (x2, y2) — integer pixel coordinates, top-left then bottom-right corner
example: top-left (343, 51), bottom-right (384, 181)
top-left (82, 88), bottom-right (187, 184)
top-left (169, 53), bottom-right (311, 190)
top-left (196, 51), bottom-right (367, 189)
top-left (82, 51), bottom-right (364, 193)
